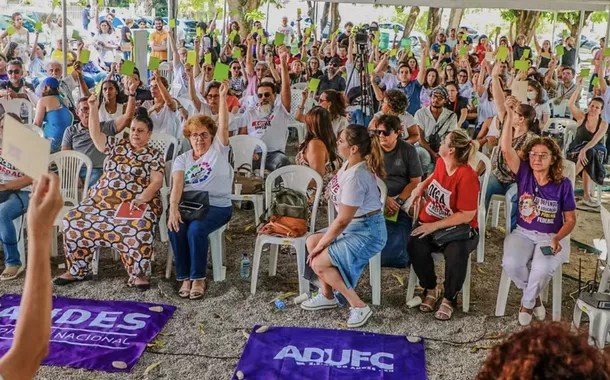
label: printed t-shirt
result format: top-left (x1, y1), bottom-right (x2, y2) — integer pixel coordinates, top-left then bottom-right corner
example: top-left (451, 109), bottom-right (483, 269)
top-left (515, 161), bottom-right (575, 234)
top-left (328, 161), bottom-right (382, 217)
top-left (240, 103), bottom-right (290, 152)
top-left (173, 136), bottom-right (232, 208)
top-left (418, 158), bottom-right (479, 228)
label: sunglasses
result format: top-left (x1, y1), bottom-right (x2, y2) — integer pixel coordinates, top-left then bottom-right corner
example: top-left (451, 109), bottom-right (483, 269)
top-left (329, 63), bottom-right (338, 67)
top-left (207, 94), bottom-right (220, 99)
top-left (7, 69), bottom-right (20, 75)
top-left (257, 92), bottom-right (272, 98)
top-left (370, 129), bottom-right (393, 137)
top-left (205, 67), bottom-right (213, 72)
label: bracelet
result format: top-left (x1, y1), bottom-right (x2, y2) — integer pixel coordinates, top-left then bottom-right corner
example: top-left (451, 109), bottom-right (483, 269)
top-left (129, 93), bottom-right (136, 97)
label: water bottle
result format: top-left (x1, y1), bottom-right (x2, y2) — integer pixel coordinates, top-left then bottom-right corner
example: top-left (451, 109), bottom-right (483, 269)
top-left (274, 299), bottom-right (286, 311)
top-left (240, 253), bottom-right (250, 279)
top-left (19, 102), bottom-right (29, 123)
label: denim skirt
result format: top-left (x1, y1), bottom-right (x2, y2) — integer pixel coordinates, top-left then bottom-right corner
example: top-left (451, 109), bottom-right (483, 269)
top-left (321, 212), bottom-right (387, 289)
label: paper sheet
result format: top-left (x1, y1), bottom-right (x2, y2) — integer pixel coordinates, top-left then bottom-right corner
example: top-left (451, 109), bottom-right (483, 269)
top-left (2, 114), bottom-right (50, 179)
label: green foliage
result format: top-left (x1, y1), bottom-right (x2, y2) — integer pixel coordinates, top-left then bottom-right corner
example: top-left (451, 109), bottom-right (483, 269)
top-left (500, 10), bottom-right (516, 22)
top-left (414, 10), bottom-right (428, 33)
top-left (590, 11), bottom-right (608, 24)
top-left (245, 9), bottom-right (265, 23)
top-left (178, 0), bottom-right (222, 20)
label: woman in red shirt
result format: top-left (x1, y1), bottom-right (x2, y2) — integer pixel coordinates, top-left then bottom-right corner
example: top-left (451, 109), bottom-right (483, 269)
top-left (475, 35), bottom-right (490, 64)
top-left (408, 128), bottom-right (480, 321)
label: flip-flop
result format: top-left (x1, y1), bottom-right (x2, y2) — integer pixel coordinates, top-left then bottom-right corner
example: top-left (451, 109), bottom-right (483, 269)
top-left (434, 301), bottom-right (454, 321)
top-left (0, 266), bottom-right (24, 281)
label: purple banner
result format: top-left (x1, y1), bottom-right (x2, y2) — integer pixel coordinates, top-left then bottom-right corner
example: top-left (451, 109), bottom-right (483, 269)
top-left (234, 325), bottom-right (426, 379)
top-left (0, 294), bottom-right (176, 372)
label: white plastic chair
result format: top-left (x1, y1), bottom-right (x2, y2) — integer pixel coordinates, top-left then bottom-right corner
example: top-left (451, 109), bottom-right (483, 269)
top-left (495, 161), bottom-right (575, 322)
top-left (598, 205), bottom-right (610, 293)
top-left (250, 165), bottom-right (323, 296)
top-left (49, 151), bottom-right (93, 257)
top-left (287, 88), bottom-right (306, 143)
top-left (165, 169), bottom-right (234, 281)
top-left (326, 176), bottom-right (387, 305)
top-left (0, 99), bottom-right (34, 124)
top-left (229, 135), bottom-right (267, 226)
top-left (148, 133), bottom-right (179, 243)
top-left (473, 152), bottom-right (491, 263)
top-left (291, 83), bottom-right (308, 91)
top-left (159, 62), bottom-right (173, 83)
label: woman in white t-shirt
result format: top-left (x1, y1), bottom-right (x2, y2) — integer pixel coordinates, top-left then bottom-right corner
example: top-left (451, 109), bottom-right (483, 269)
top-left (0, 114), bottom-right (32, 281)
top-left (98, 80), bottom-right (125, 122)
top-left (527, 79), bottom-right (550, 128)
top-left (301, 125), bottom-right (387, 328)
top-left (142, 72), bottom-right (180, 141)
top-left (96, 20), bottom-right (119, 70)
top-left (167, 81), bottom-right (233, 300)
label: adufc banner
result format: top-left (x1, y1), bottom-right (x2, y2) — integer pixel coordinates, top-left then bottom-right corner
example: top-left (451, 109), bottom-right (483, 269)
top-left (0, 294), bottom-right (176, 372)
top-left (234, 325), bottom-right (427, 379)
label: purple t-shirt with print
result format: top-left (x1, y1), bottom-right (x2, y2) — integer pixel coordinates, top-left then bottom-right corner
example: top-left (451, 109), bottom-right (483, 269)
top-left (516, 161), bottom-right (576, 234)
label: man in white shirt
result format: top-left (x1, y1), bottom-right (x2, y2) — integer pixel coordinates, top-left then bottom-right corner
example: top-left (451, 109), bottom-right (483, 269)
top-left (414, 86), bottom-right (458, 173)
top-left (277, 17), bottom-right (295, 46)
top-left (239, 48), bottom-right (291, 171)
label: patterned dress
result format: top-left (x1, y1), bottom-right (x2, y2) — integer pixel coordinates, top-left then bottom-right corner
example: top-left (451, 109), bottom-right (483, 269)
top-left (295, 141), bottom-right (342, 206)
top-left (62, 137), bottom-right (164, 282)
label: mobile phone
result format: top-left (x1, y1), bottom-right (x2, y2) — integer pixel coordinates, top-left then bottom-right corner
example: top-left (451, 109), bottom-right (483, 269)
top-left (540, 246), bottom-right (554, 256)
top-left (180, 201), bottom-right (203, 211)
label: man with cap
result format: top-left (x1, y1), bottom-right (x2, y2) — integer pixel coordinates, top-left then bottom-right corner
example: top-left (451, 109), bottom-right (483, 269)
top-left (318, 57), bottom-right (346, 95)
top-left (413, 86), bottom-right (458, 174)
top-left (62, 80), bottom-right (137, 187)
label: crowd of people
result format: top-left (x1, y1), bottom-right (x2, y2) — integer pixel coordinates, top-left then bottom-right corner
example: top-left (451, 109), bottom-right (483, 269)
top-left (0, 2), bottom-right (607, 360)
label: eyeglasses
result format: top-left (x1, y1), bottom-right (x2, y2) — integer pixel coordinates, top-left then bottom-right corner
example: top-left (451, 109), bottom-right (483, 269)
top-left (529, 152), bottom-right (551, 160)
top-left (205, 67), bottom-right (213, 72)
top-left (257, 92), bottom-right (272, 98)
top-left (329, 63), bottom-right (338, 67)
top-left (207, 94), bottom-right (220, 99)
top-left (370, 129), bottom-right (393, 137)
top-left (7, 69), bottom-right (20, 75)
top-left (190, 132), bottom-right (210, 140)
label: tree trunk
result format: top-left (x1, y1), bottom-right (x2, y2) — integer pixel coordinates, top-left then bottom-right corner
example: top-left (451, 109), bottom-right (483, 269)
top-left (514, 10), bottom-right (541, 44)
top-left (402, 6), bottom-right (420, 39)
top-left (558, 11), bottom-right (592, 38)
top-left (447, 8), bottom-right (464, 32)
top-left (330, 3), bottom-right (340, 36)
top-left (227, 0), bottom-right (261, 39)
top-left (320, 2), bottom-right (330, 35)
top-left (306, 1), bottom-right (315, 22)
top-left (427, 7), bottom-right (443, 44)
top-left (138, 0), bottom-right (153, 15)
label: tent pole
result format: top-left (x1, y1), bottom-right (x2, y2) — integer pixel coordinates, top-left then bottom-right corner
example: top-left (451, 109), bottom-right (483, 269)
top-left (222, 0), bottom-right (227, 46)
top-left (168, 0), bottom-right (173, 66)
top-left (551, 12), bottom-right (557, 47)
top-left (605, 6), bottom-right (610, 46)
top-left (265, 0), bottom-right (270, 32)
top-left (314, 1), bottom-right (318, 40)
top-left (62, 0), bottom-right (67, 78)
top-left (575, 10), bottom-right (585, 72)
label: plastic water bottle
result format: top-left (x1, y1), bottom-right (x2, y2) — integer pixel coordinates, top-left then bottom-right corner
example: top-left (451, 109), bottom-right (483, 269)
top-left (274, 299), bottom-right (286, 311)
top-left (240, 253), bottom-right (250, 279)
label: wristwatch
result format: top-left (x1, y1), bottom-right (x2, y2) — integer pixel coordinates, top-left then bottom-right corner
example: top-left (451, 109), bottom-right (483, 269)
top-left (395, 197), bottom-right (405, 206)
top-left (129, 92), bottom-right (136, 97)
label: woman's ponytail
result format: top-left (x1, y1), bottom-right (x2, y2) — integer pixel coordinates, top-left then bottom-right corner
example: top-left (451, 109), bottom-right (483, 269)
top-left (367, 133), bottom-right (386, 178)
top-left (343, 124), bottom-right (386, 178)
top-left (449, 128), bottom-right (479, 166)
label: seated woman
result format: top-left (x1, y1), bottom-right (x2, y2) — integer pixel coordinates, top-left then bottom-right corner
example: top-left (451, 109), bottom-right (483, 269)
top-left (500, 96), bottom-right (576, 326)
top-left (33, 77), bottom-right (73, 152)
top-left (567, 76), bottom-right (608, 209)
top-left (295, 106), bottom-right (341, 205)
top-left (372, 114), bottom-right (422, 267)
top-left (301, 125), bottom-right (387, 328)
top-left (296, 89), bottom-right (348, 136)
top-left (54, 99), bottom-right (165, 289)
top-left (98, 80), bottom-right (127, 123)
top-left (408, 128), bottom-right (480, 321)
top-left (0, 113), bottom-right (31, 281)
top-left (167, 81), bottom-right (233, 300)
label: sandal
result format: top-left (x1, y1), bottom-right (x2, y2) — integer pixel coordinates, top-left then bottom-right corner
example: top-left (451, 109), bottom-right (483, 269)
top-left (178, 281), bottom-right (191, 298)
top-left (189, 280), bottom-right (206, 300)
top-left (0, 266), bottom-right (24, 281)
top-left (419, 286), bottom-right (441, 313)
top-left (434, 300), bottom-right (454, 321)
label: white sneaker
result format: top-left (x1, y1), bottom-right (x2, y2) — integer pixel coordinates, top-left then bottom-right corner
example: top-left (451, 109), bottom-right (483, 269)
top-left (300, 292), bottom-right (338, 311)
top-left (519, 311), bottom-right (533, 326)
top-left (533, 304), bottom-right (546, 321)
top-left (347, 305), bottom-right (372, 328)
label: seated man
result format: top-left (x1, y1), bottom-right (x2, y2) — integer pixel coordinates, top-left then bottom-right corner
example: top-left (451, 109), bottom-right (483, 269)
top-left (61, 86), bottom-right (135, 187)
top-left (414, 86), bottom-right (458, 174)
top-left (371, 114), bottom-right (422, 267)
top-left (0, 60), bottom-right (34, 101)
top-left (238, 48), bottom-right (291, 172)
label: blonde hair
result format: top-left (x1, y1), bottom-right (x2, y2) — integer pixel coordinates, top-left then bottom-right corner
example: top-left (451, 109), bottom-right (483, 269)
top-left (448, 129), bottom-right (479, 166)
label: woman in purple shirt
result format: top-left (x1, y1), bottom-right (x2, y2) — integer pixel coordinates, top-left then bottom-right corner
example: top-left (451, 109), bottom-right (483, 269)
top-left (500, 96), bottom-right (576, 327)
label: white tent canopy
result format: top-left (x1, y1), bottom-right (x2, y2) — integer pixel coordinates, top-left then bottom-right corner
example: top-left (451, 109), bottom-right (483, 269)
top-left (324, 0), bottom-right (610, 12)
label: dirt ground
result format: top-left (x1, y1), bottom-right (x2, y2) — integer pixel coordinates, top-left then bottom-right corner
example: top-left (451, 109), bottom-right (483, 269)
top-left (1, 140), bottom-right (608, 379)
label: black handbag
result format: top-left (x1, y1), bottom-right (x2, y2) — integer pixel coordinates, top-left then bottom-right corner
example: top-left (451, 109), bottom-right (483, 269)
top-left (430, 224), bottom-right (475, 246)
top-left (178, 191), bottom-right (210, 222)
